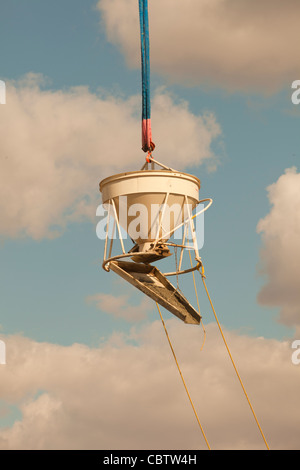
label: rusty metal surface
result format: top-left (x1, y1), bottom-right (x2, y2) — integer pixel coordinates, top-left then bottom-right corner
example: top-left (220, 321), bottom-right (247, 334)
top-left (109, 260), bottom-right (201, 325)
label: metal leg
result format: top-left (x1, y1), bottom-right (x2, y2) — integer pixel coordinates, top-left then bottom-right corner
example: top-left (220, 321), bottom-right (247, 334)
top-left (103, 202), bottom-right (111, 262)
top-left (178, 222), bottom-right (187, 272)
top-left (111, 198), bottom-right (125, 254)
top-left (185, 195), bottom-right (200, 261)
top-left (153, 192), bottom-right (169, 248)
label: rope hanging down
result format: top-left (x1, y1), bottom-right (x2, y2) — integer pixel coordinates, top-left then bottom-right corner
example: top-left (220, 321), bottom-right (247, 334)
top-left (156, 302), bottom-right (211, 450)
top-left (156, 261), bottom-right (270, 449)
top-left (199, 264), bottom-right (270, 450)
top-left (138, 0), bottom-right (155, 153)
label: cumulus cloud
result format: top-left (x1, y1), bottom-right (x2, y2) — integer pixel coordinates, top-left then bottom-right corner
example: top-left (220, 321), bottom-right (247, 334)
top-left (257, 167), bottom-right (300, 333)
top-left (0, 74), bottom-right (221, 240)
top-left (0, 322), bottom-right (299, 450)
top-left (86, 292), bottom-right (152, 322)
top-left (97, 0), bottom-right (300, 93)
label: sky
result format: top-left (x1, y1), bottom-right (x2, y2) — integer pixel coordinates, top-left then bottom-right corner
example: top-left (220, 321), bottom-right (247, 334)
top-left (0, 0), bottom-right (300, 450)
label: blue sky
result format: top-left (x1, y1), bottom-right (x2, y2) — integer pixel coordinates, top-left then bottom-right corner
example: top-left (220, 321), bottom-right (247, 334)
top-left (1, 0), bottom-right (298, 342)
top-left (0, 0), bottom-right (300, 450)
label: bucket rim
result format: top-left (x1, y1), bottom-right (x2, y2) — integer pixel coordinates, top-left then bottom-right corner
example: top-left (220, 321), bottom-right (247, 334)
top-left (99, 169), bottom-right (200, 192)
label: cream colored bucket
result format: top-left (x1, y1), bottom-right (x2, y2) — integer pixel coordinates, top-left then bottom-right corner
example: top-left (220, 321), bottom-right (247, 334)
top-left (100, 170), bottom-right (200, 247)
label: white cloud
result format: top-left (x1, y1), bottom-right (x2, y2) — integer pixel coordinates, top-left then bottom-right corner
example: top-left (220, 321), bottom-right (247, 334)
top-left (257, 167), bottom-right (300, 333)
top-left (0, 74), bottom-right (221, 240)
top-left (97, 0), bottom-right (300, 93)
top-left (86, 292), bottom-right (151, 322)
top-left (0, 322), bottom-right (299, 450)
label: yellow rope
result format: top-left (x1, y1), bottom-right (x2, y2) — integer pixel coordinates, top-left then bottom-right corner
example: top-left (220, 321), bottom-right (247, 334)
top-left (155, 302), bottom-right (211, 450)
top-left (199, 264), bottom-right (270, 450)
top-left (188, 250), bottom-right (206, 350)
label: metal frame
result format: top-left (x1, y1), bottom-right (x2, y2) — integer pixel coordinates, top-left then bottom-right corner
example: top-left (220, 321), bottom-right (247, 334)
top-left (102, 202), bottom-right (212, 276)
top-left (101, 157), bottom-right (212, 276)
